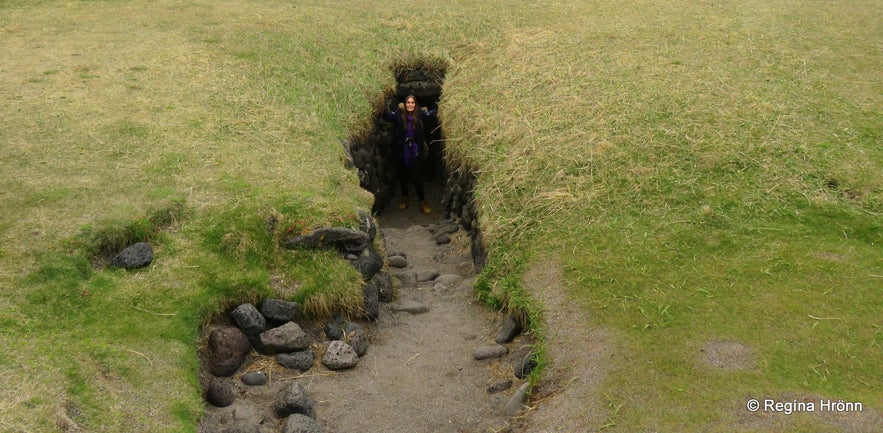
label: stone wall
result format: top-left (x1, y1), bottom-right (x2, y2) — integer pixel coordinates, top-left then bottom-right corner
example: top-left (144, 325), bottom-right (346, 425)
top-left (346, 66), bottom-right (487, 270)
top-left (442, 158), bottom-right (487, 270)
top-left (346, 69), bottom-right (444, 213)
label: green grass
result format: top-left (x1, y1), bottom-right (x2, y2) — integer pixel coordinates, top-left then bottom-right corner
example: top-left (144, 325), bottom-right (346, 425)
top-left (1, 0), bottom-right (880, 432)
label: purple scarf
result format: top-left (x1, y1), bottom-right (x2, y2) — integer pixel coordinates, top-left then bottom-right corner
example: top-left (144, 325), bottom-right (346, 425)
top-left (402, 114), bottom-right (419, 167)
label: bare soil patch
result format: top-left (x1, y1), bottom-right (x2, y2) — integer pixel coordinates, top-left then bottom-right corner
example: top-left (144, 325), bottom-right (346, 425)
top-left (701, 340), bottom-right (754, 371)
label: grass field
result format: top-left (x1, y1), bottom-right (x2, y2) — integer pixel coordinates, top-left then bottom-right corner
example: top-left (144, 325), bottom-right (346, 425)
top-left (1, 0), bottom-right (880, 432)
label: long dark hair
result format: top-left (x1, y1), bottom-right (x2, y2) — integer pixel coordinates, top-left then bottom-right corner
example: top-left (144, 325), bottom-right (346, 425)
top-left (399, 95), bottom-right (420, 124)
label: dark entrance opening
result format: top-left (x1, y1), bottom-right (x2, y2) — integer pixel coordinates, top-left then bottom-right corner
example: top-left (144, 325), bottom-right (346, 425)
top-left (346, 64), bottom-right (446, 222)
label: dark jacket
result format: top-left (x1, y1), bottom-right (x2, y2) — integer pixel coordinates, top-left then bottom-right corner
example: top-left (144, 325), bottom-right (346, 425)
top-left (384, 107), bottom-right (437, 168)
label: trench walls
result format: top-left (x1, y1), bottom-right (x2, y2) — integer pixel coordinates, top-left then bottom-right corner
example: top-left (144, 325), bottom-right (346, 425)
top-left (345, 64), bottom-right (487, 269)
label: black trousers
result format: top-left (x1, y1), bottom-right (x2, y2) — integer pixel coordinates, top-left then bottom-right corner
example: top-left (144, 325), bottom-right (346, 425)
top-left (398, 163), bottom-right (425, 202)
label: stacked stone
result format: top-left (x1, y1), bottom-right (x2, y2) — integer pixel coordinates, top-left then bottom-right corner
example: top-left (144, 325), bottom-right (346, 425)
top-left (282, 210), bottom-right (392, 321)
top-left (344, 124), bottom-right (397, 214)
top-left (472, 314), bottom-right (538, 416)
top-left (345, 67), bottom-right (446, 215)
top-left (202, 298), bottom-right (376, 432)
top-left (442, 159), bottom-right (487, 269)
top-left (394, 67), bottom-right (444, 100)
top-left (203, 300), bottom-right (311, 404)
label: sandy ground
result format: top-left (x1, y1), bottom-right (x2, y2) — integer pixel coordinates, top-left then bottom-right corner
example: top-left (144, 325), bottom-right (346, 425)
top-left (303, 180), bottom-right (525, 432)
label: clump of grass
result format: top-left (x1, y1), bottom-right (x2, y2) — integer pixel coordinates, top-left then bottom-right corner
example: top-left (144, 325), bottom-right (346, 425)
top-left (78, 201), bottom-right (186, 266)
top-left (281, 249), bottom-right (365, 320)
top-left (388, 49), bottom-right (450, 82)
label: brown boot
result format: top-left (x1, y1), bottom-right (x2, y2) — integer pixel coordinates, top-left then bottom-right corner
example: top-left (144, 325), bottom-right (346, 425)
top-left (420, 201), bottom-right (431, 215)
top-left (399, 196), bottom-right (409, 210)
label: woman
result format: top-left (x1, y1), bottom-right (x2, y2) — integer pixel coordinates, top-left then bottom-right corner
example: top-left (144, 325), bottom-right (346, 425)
top-left (383, 95), bottom-right (437, 214)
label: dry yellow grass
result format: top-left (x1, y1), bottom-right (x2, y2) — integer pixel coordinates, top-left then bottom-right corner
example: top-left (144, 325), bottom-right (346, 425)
top-left (1, 0), bottom-right (879, 431)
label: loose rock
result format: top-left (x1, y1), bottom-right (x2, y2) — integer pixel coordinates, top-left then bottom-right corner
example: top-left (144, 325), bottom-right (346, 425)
top-left (240, 371), bottom-right (268, 386)
top-left (206, 326), bottom-right (252, 377)
top-left (435, 274), bottom-right (463, 288)
top-left (206, 376), bottom-right (234, 407)
top-left (393, 301), bottom-right (429, 315)
top-left (487, 380), bottom-right (513, 394)
top-left (321, 340), bottom-right (359, 370)
top-left (274, 382), bottom-right (316, 419)
top-left (474, 345), bottom-right (509, 361)
top-left (511, 349), bottom-right (538, 379)
top-left (110, 241), bottom-right (154, 270)
top-left (362, 281), bottom-right (379, 320)
top-left (259, 322), bottom-right (310, 354)
top-left (349, 246), bottom-right (384, 280)
top-left (260, 299), bottom-right (298, 325)
top-left (417, 270), bottom-right (440, 282)
top-left (284, 227), bottom-right (369, 253)
top-left (503, 382), bottom-right (531, 416)
top-left (276, 350), bottom-right (316, 372)
top-left (231, 303), bottom-right (266, 338)
top-left (394, 271), bottom-right (417, 289)
top-left (347, 328), bottom-right (370, 357)
top-left (371, 271), bottom-right (394, 302)
top-left (277, 350), bottom-right (315, 372)
top-left (324, 315), bottom-right (345, 341)
top-left (282, 413), bottom-right (325, 433)
top-left (495, 316), bottom-right (522, 344)
top-left (436, 222), bottom-right (460, 235)
top-left (387, 255), bottom-right (408, 268)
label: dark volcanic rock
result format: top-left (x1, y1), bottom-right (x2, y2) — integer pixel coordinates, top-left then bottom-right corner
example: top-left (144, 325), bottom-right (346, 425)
top-left (487, 380), bottom-right (513, 394)
top-left (357, 209), bottom-right (377, 243)
top-left (277, 350), bottom-right (315, 372)
top-left (495, 316), bottom-right (522, 344)
top-left (349, 246), bottom-right (383, 280)
top-left (474, 344), bottom-right (509, 360)
top-left (260, 299), bottom-right (297, 325)
top-left (324, 315), bottom-right (345, 341)
top-left (110, 242), bottom-right (153, 269)
top-left (206, 326), bottom-right (252, 377)
top-left (372, 271), bottom-right (394, 302)
top-left (512, 350), bottom-right (538, 379)
top-left (274, 382), bottom-right (316, 418)
top-left (284, 227), bottom-right (369, 253)
top-left (282, 414), bottom-right (325, 433)
top-left (241, 371), bottom-right (268, 386)
top-left (205, 376), bottom-right (234, 407)
top-left (347, 328), bottom-right (369, 357)
top-left (231, 303), bottom-right (266, 338)
top-left (258, 322), bottom-right (310, 354)
top-left (362, 281), bottom-right (379, 320)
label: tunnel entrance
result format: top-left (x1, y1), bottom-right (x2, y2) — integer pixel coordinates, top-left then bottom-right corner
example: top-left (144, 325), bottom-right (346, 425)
top-left (346, 64), bottom-right (446, 219)
top-left (198, 60), bottom-right (523, 433)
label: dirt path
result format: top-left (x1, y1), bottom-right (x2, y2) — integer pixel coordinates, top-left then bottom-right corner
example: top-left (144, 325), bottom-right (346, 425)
top-left (201, 182), bottom-right (534, 432)
top-left (303, 183), bottom-right (521, 432)
top-left (514, 259), bottom-right (613, 432)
